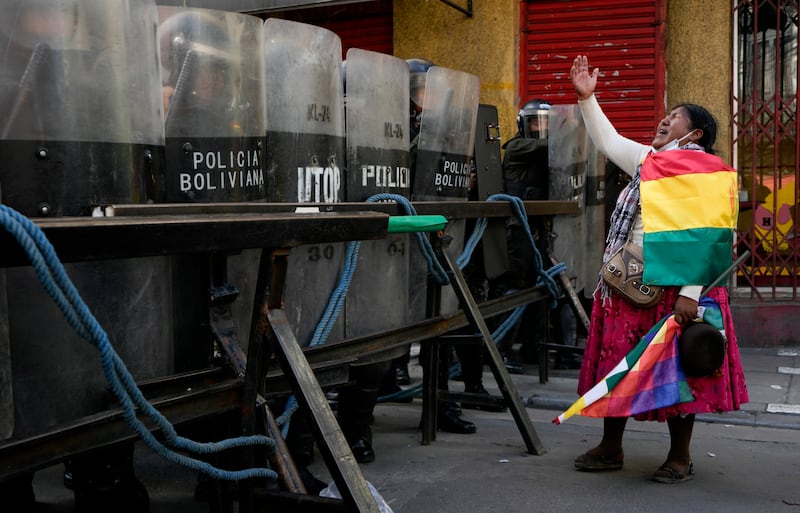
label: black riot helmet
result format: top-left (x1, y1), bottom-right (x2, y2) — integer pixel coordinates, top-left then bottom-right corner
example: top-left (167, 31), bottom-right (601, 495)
top-left (407, 58), bottom-right (434, 126)
top-left (517, 99), bottom-right (551, 139)
top-left (159, 10), bottom-right (230, 86)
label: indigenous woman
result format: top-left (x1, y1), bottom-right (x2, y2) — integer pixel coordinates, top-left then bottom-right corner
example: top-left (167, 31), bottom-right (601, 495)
top-left (569, 55), bottom-right (748, 483)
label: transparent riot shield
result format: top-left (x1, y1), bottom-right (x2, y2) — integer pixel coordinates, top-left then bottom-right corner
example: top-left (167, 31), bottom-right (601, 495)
top-left (343, 48), bottom-right (410, 338)
top-left (0, 0), bottom-right (165, 216)
top-left (412, 67), bottom-right (480, 202)
top-left (263, 18), bottom-right (345, 204)
top-left (0, 0), bottom-right (173, 441)
top-left (158, 8), bottom-right (267, 375)
top-left (548, 104), bottom-right (604, 299)
top-left (410, 67), bottom-right (480, 318)
top-left (159, 7), bottom-right (266, 202)
top-left (264, 19), bottom-right (346, 346)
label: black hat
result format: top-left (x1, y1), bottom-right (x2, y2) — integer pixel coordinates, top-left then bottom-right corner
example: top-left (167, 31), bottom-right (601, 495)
top-left (678, 320), bottom-right (726, 377)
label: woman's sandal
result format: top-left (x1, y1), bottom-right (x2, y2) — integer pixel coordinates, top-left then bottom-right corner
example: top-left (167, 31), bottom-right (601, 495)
top-left (652, 461), bottom-right (695, 483)
top-left (574, 449), bottom-right (624, 471)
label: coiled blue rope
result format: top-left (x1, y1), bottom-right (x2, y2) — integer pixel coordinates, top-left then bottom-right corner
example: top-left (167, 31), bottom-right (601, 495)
top-left (272, 193), bottom-right (567, 407)
top-left (376, 193), bottom-right (567, 402)
top-left (0, 205), bottom-right (277, 481)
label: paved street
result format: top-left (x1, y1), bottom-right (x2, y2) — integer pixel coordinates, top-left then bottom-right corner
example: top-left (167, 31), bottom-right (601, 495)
top-left (26, 345), bottom-right (800, 512)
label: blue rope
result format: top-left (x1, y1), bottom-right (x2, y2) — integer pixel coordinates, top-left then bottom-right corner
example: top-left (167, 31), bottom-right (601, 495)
top-left (481, 194), bottom-right (563, 308)
top-left (281, 193), bottom-right (568, 414)
top-left (0, 205), bottom-right (277, 481)
top-left (309, 239), bottom-right (361, 347)
top-left (376, 194), bottom-right (568, 403)
top-left (368, 193), bottom-right (450, 285)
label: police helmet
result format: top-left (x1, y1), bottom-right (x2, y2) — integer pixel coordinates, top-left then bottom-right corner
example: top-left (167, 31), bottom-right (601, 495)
top-left (0, 0), bottom-right (82, 50)
top-left (517, 99), bottom-right (551, 139)
top-left (407, 58), bottom-right (434, 115)
top-left (159, 10), bottom-right (231, 83)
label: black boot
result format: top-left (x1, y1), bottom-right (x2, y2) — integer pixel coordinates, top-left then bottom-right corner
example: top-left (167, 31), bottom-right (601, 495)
top-left (0, 473), bottom-right (35, 511)
top-left (395, 365), bottom-right (411, 386)
top-left (338, 362), bottom-right (390, 463)
top-left (70, 445), bottom-right (150, 513)
top-left (437, 402), bottom-right (476, 434)
top-left (349, 439), bottom-right (376, 463)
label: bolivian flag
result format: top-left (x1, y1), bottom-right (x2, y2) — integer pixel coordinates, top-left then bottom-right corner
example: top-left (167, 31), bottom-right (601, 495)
top-left (553, 314), bottom-right (693, 424)
top-left (639, 150), bottom-right (738, 286)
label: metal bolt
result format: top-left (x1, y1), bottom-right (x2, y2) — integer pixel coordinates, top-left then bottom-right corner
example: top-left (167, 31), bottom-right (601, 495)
top-left (36, 148), bottom-right (47, 159)
top-left (38, 203), bottom-right (50, 216)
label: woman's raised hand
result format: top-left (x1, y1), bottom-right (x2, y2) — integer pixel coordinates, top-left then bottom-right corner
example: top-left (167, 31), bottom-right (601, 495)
top-left (570, 55), bottom-right (598, 101)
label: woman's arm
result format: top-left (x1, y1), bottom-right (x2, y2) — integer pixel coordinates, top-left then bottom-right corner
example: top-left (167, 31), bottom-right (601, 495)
top-left (570, 55), bottom-right (649, 175)
top-left (578, 95), bottom-right (648, 175)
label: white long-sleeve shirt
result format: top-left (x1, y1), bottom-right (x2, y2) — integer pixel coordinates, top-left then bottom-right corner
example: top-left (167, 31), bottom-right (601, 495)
top-left (578, 94), bottom-right (703, 301)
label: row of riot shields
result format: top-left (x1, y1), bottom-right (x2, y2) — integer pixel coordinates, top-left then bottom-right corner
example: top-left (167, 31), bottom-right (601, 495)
top-left (0, 0), bottom-right (482, 448)
top-left (0, 0), bottom-right (603, 455)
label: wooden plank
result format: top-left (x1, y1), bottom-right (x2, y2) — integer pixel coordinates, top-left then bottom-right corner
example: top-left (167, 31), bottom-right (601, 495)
top-left (110, 200), bottom-right (579, 219)
top-left (266, 308), bottom-right (381, 513)
top-left (0, 211), bottom-right (389, 266)
top-left (439, 245), bottom-right (546, 455)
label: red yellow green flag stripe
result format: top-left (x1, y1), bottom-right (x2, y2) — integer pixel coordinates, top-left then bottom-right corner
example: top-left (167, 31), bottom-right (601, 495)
top-left (639, 150), bottom-right (738, 286)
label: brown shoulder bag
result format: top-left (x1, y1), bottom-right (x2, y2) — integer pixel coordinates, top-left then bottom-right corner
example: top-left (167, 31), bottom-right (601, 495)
top-left (601, 241), bottom-right (663, 308)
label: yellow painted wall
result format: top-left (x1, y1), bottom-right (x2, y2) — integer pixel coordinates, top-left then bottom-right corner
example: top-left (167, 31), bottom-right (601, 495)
top-left (665, 1), bottom-right (732, 164)
top-left (393, 0), bottom-right (520, 143)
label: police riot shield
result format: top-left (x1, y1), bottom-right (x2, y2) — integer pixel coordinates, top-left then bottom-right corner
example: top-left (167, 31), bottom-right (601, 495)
top-left (159, 7), bottom-right (266, 202)
top-left (343, 48), bottom-right (410, 339)
top-left (263, 18), bottom-right (345, 203)
top-left (0, 0), bottom-right (174, 440)
top-left (410, 67), bottom-right (480, 319)
top-left (264, 19), bottom-right (346, 346)
top-left (473, 104), bottom-right (508, 279)
top-left (158, 7), bottom-right (266, 374)
top-left (548, 104), bottom-right (604, 298)
top-left (412, 67), bottom-right (480, 202)
top-left (0, 0), bottom-right (165, 216)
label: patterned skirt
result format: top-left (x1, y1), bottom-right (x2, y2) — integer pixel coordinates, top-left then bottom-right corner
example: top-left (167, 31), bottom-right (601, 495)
top-left (577, 285), bottom-right (749, 421)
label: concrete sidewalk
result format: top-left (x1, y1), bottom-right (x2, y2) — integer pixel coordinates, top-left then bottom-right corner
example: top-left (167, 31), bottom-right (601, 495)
top-left (25, 345), bottom-right (800, 512)
top-left (512, 345), bottom-right (800, 430)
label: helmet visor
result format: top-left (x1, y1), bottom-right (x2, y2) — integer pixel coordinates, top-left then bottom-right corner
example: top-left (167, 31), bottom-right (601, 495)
top-left (521, 112), bottom-right (549, 139)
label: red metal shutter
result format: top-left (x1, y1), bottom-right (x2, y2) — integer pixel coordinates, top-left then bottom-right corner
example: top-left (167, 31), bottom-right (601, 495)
top-left (520, 0), bottom-right (666, 144)
top-left (266, 0), bottom-right (393, 58)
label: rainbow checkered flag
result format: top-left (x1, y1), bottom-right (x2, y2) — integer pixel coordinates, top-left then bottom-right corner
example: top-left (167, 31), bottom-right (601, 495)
top-left (639, 150), bottom-right (738, 286)
top-left (553, 314), bottom-right (693, 424)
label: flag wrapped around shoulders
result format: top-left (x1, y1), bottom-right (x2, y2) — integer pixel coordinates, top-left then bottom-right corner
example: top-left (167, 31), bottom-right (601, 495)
top-left (553, 313), bottom-right (693, 424)
top-left (640, 150), bottom-right (738, 286)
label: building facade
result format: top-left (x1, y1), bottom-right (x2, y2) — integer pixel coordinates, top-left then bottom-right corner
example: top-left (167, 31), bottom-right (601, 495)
top-left (262, 0), bottom-right (799, 345)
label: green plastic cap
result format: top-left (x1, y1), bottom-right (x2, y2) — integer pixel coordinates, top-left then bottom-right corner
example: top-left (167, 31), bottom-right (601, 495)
top-left (387, 215), bottom-right (448, 233)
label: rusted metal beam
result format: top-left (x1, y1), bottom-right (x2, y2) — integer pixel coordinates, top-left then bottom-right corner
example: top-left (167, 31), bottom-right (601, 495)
top-left (0, 376), bottom-right (243, 481)
top-left (0, 211), bottom-right (390, 267)
top-left (110, 200), bottom-right (579, 219)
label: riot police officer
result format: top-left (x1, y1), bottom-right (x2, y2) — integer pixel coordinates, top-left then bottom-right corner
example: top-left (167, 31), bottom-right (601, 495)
top-left (403, 57), bottom-right (479, 434)
top-left (492, 99), bottom-right (553, 372)
top-left (386, 57), bottom-right (435, 388)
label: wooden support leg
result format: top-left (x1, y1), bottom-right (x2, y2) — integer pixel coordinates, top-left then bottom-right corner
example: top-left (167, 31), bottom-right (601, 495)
top-left (208, 249), bottom-right (306, 513)
top-left (419, 338), bottom-right (439, 445)
top-left (438, 244), bottom-right (546, 455)
top-left (263, 251), bottom-right (381, 513)
top-left (550, 256), bottom-right (590, 332)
